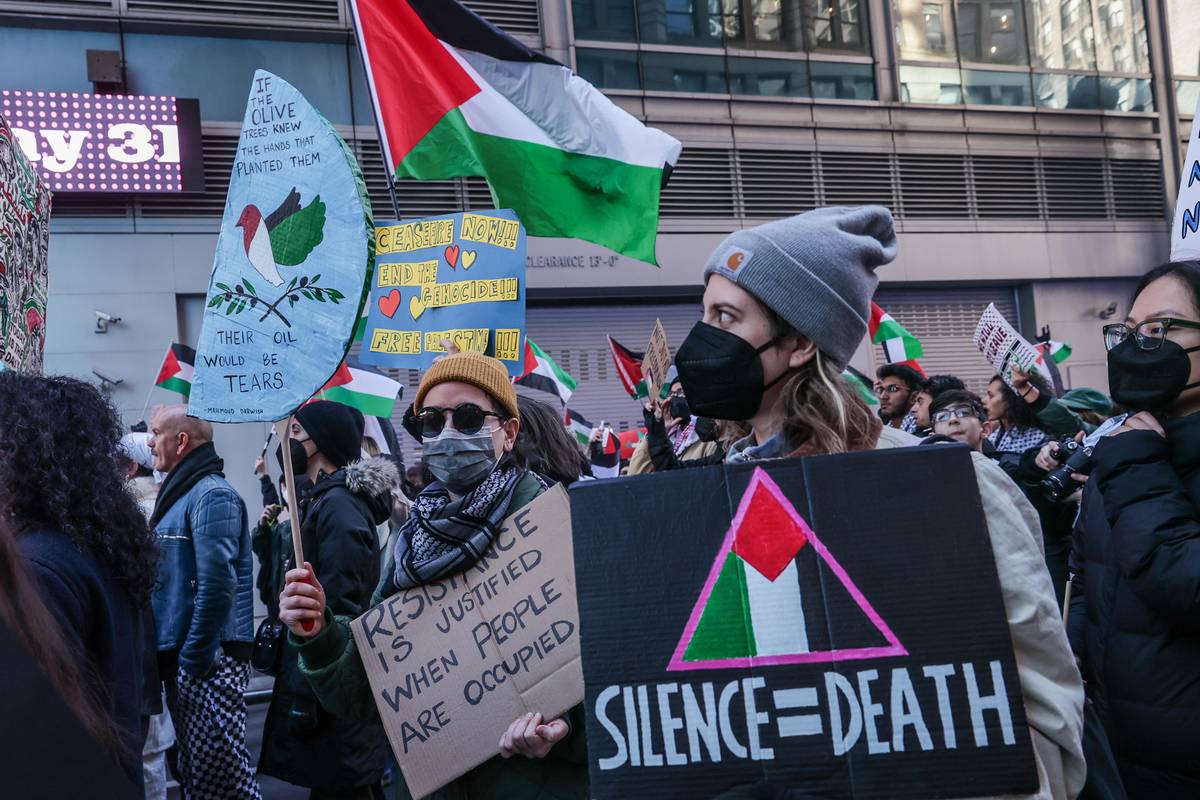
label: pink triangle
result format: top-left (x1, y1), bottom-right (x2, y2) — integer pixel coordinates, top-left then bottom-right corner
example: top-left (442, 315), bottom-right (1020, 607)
top-left (667, 467), bottom-right (908, 672)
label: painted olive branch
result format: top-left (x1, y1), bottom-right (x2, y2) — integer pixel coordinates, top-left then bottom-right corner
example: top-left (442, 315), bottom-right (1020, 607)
top-left (209, 274), bottom-right (345, 329)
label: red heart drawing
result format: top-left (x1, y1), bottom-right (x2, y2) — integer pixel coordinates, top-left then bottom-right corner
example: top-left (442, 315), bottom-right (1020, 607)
top-left (378, 288), bottom-right (402, 318)
top-left (444, 245), bottom-right (460, 269)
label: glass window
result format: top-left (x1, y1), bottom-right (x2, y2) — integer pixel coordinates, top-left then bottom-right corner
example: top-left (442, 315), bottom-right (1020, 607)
top-left (803, 0), bottom-right (868, 53)
top-left (576, 48), bottom-right (642, 89)
top-left (809, 60), bottom-right (875, 98)
top-left (638, 0), bottom-right (730, 46)
top-left (1178, 80), bottom-right (1200, 115)
top-left (963, 68), bottom-right (1032, 105)
top-left (1026, 0), bottom-right (1096, 69)
top-left (1167, 0), bottom-right (1200, 77)
top-left (728, 56), bottom-right (809, 95)
top-left (894, 0), bottom-right (958, 61)
top-left (899, 64), bottom-right (963, 102)
top-left (1091, 0), bottom-right (1150, 73)
top-left (641, 51), bottom-right (730, 91)
top-left (1034, 72), bottom-right (1100, 108)
top-left (1099, 76), bottom-right (1153, 111)
top-left (956, 1), bottom-right (1027, 65)
top-left (572, 0), bottom-right (638, 40)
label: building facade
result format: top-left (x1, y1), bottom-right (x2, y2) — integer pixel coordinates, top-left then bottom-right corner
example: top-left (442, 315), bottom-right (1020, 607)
top-left (3, 0), bottom-right (1196, 492)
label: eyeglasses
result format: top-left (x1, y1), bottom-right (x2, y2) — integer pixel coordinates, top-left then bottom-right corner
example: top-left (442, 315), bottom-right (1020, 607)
top-left (875, 384), bottom-right (905, 397)
top-left (415, 403), bottom-right (503, 438)
top-left (1103, 318), bottom-right (1200, 352)
top-left (933, 407), bottom-right (978, 424)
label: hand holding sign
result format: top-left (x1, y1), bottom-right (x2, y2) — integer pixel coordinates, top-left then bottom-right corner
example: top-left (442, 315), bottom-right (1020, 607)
top-left (499, 712), bottom-right (571, 759)
top-left (279, 562), bottom-right (327, 638)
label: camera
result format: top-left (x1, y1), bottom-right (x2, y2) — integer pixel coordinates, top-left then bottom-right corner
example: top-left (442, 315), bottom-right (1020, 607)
top-left (1040, 439), bottom-right (1094, 502)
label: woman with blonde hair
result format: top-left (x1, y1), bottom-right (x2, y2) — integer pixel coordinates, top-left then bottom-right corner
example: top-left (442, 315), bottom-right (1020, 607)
top-left (675, 206), bottom-right (1086, 800)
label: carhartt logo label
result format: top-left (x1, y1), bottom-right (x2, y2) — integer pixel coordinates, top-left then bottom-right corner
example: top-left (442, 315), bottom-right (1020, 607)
top-left (669, 467), bottom-right (906, 671)
top-left (721, 246), bottom-right (753, 272)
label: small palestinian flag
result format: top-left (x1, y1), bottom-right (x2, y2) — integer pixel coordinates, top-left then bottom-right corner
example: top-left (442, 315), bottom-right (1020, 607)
top-left (1039, 339), bottom-right (1072, 364)
top-left (841, 366), bottom-right (878, 406)
top-left (350, 0), bottom-right (681, 264)
top-left (155, 343), bottom-right (196, 398)
top-left (312, 359), bottom-right (403, 418)
top-left (565, 408), bottom-right (594, 446)
top-left (516, 340), bottom-right (576, 404)
top-left (869, 302), bottom-right (925, 364)
top-left (607, 336), bottom-right (648, 400)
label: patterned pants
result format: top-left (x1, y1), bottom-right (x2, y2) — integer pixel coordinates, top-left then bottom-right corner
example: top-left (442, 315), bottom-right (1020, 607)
top-left (171, 654), bottom-right (263, 800)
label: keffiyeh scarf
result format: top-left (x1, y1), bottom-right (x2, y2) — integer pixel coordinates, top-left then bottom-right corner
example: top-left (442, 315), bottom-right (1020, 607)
top-left (392, 465), bottom-right (545, 588)
top-left (988, 424), bottom-right (1048, 454)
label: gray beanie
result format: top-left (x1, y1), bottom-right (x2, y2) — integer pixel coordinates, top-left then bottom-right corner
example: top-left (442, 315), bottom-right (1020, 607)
top-left (703, 206), bottom-right (898, 369)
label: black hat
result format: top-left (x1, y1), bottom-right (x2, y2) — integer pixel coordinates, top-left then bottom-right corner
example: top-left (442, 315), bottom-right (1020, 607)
top-left (294, 401), bottom-right (365, 469)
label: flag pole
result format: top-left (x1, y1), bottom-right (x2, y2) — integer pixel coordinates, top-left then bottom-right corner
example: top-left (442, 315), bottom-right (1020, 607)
top-left (138, 339), bottom-right (173, 424)
top-left (344, 7), bottom-right (403, 222)
top-left (274, 417), bottom-right (314, 633)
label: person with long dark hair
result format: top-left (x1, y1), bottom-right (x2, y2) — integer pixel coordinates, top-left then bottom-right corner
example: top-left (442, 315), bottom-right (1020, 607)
top-left (984, 372), bottom-right (1051, 454)
top-left (0, 373), bottom-right (159, 787)
top-left (515, 394), bottom-right (590, 485)
top-left (1070, 260), bottom-right (1200, 797)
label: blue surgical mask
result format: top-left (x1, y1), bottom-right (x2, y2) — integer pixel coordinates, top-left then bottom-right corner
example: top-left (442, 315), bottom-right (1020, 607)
top-left (423, 427), bottom-right (499, 494)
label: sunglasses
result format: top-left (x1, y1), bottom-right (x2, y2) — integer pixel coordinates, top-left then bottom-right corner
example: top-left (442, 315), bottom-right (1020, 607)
top-left (416, 403), bottom-right (503, 438)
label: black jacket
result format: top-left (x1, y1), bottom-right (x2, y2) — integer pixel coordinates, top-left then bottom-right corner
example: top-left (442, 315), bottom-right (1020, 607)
top-left (19, 528), bottom-right (146, 788)
top-left (258, 457), bottom-right (396, 792)
top-left (1069, 418), bottom-right (1200, 798)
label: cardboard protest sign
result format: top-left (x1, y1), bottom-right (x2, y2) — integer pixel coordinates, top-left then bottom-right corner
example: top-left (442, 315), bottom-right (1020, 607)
top-left (360, 210), bottom-right (527, 376)
top-left (352, 484), bottom-right (581, 798)
top-left (973, 303), bottom-right (1047, 389)
top-left (1172, 93), bottom-right (1200, 260)
top-left (0, 113), bottom-right (51, 374)
top-left (641, 319), bottom-right (672, 400)
top-left (570, 446), bottom-right (1038, 799)
top-left (188, 70), bottom-right (373, 422)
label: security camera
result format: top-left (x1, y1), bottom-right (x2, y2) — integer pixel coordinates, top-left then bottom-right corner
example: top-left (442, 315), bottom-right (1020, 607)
top-left (1097, 302), bottom-right (1119, 320)
top-left (94, 310), bottom-right (122, 333)
top-left (92, 369), bottom-right (124, 390)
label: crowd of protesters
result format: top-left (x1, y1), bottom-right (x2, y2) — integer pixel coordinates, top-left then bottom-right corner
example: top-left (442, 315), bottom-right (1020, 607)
top-left (3, 205), bottom-right (1200, 800)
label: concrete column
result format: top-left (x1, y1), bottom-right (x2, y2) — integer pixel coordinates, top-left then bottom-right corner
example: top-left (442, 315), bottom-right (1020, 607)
top-left (1145, 0), bottom-right (1181, 216)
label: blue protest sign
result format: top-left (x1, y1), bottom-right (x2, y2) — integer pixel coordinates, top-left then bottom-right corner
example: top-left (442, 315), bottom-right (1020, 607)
top-left (360, 210), bottom-right (526, 376)
top-left (189, 70), bottom-right (373, 423)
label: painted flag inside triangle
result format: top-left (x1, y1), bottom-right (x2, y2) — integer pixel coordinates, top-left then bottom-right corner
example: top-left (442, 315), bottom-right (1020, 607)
top-left (869, 302), bottom-right (925, 364)
top-left (670, 467), bottom-right (906, 670)
top-left (155, 343), bottom-right (196, 399)
top-left (312, 359), bottom-right (403, 418)
top-left (607, 335), bottom-right (648, 400)
top-left (349, 0), bottom-right (681, 264)
top-left (516, 339), bottom-right (576, 404)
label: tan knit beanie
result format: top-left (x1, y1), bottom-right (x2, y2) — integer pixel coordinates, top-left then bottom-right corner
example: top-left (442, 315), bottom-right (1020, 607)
top-left (414, 350), bottom-right (519, 421)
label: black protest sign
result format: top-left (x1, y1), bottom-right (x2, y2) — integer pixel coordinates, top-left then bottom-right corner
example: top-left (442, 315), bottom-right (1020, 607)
top-left (569, 445), bottom-right (1038, 799)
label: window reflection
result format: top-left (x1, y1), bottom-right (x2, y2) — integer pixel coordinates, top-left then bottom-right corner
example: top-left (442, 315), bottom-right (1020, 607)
top-left (894, 0), bottom-right (957, 61)
top-left (963, 69), bottom-right (1032, 105)
top-left (1091, 0), bottom-right (1149, 73)
top-left (956, 1), bottom-right (1027, 65)
top-left (1166, 1), bottom-right (1200, 78)
top-left (572, 0), bottom-right (638, 40)
top-left (641, 51), bottom-right (730, 92)
top-left (899, 64), bottom-right (964, 103)
top-left (1027, 0), bottom-right (1096, 69)
top-left (728, 57), bottom-right (809, 95)
top-left (809, 60), bottom-right (875, 98)
top-left (576, 48), bottom-right (642, 89)
top-left (1034, 72), bottom-right (1100, 108)
top-left (804, 0), bottom-right (865, 52)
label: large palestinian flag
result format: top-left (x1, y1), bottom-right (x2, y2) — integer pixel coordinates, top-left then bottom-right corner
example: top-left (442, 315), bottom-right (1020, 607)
top-left (516, 339), bottom-right (576, 405)
top-left (349, 0), bottom-right (681, 264)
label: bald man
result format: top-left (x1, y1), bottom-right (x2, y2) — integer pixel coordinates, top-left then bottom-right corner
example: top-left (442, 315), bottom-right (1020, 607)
top-left (148, 405), bottom-right (261, 800)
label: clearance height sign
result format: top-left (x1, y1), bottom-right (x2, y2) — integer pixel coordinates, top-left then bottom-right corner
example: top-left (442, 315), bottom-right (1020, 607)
top-left (569, 447), bottom-right (1038, 799)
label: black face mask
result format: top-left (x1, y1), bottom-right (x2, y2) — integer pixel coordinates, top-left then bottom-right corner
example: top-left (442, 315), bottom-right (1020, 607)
top-left (1107, 337), bottom-right (1200, 413)
top-left (668, 395), bottom-right (691, 421)
top-left (676, 322), bottom-right (785, 421)
top-left (275, 439), bottom-right (310, 476)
